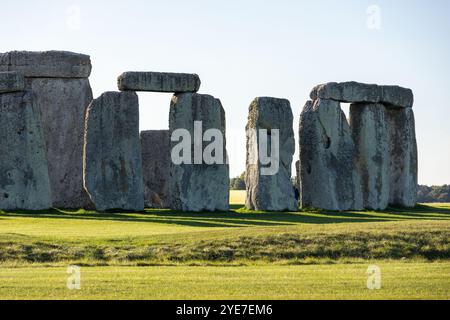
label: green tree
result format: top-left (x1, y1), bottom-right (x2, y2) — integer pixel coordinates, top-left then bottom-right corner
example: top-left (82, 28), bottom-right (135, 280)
top-left (230, 172), bottom-right (246, 190)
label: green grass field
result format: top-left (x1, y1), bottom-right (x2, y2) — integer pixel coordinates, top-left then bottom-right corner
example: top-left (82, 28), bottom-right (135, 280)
top-left (1, 263), bottom-right (449, 300)
top-left (1, 192), bottom-right (449, 300)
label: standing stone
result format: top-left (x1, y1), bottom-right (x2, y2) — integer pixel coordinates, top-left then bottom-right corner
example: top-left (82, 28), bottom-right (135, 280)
top-left (299, 99), bottom-right (363, 211)
top-left (26, 78), bottom-right (94, 209)
top-left (169, 93), bottom-right (229, 212)
top-left (1, 51), bottom-right (94, 209)
top-left (0, 72), bottom-right (25, 93)
top-left (84, 92), bottom-right (144, 212)
top-left (141, 130), bottom-right (170, 208)
top-left (245, 97), bottom-right (297, 211)
top-left (386, 107), bottom-right (418, 207)
top-left (118, 72), bottom-right (201, 93)
top-left (0, 91), bottom-right (52, 210)
top-left (350, 103), bottom-right (390, 210)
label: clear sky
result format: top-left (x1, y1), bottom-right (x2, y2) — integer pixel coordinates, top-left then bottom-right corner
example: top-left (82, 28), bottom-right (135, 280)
top-left (2, 0), bottom-right (449, 185)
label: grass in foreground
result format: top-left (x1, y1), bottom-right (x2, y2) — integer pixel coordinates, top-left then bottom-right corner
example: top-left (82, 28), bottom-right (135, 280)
top-left (1, 198), bottom-right (449, 300)
top-left (0, 202), bottom-right (449, 266)
top-left (1, 262), bottom-right (449, 300)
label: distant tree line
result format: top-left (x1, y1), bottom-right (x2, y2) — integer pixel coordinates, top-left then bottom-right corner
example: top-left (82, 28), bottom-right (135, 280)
top-left (418, 185), bottom-right (450, 203)
top-left (230, 172), bottom-right (246, 190)
top-left (232, 174), bottom-right (449, 204)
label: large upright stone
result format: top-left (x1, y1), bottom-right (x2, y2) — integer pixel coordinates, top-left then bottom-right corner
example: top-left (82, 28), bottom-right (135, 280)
top-left (245, 97), bottom-right (297, 211)
top-left (310, 82), bottom-right (414, 108)
top-left (26, 78), bottom-right (93, 209)
top-left (141, 130), bottom-right (170, 208)
top-left (350, 103), bottom-right (390, 210)
top-left (0, 72), bottom-right (25, 93)
top-left (0, 91), bottom-right (52, 210)
top-left (0, 51), bottom-right (95, 209)
top-left (0, 51), bottom-right (92, 78)
top-left (84, 92), bottom-right (144, 212)
top-left (118, 72), bottom-right (201, 93)
top-left (169, 93), bottom-right (229, 212)
top-left (299, 99), bottom-right (363, 211)
top-left (386, 107), bottom-right (418, 207)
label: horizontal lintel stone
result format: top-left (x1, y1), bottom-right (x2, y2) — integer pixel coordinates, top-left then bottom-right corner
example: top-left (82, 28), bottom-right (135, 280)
top-left (118, 72), bottom-right (201, 93)
top-left (0, 51), bottom-right (92, 78)
top-left (310, 81), bottom-right (414, 108)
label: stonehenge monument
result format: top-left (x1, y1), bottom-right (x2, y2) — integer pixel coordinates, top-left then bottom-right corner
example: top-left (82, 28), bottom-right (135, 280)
top-left (84, 92), bottom-right (144, 212)
top-left (0, 49), bottom-right (419, 214)
top-left (82, 71), bottom-right (228, 212)
top-left (0, 74), bottom-right (52, 210)
top-left (245, 97), bottom-right (297, 211)
top-left (0, 51), bottom-right (94, 209)
top-left (141, 130), bottom-right (170, 208)
top-left (169, 93), bottom-right (229, 212)
top-left (299, 82), bottom-right (417, 211)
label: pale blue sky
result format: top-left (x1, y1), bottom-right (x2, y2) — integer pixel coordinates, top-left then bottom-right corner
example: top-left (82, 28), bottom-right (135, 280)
top-left (1, 0), bottom-right (449, 185)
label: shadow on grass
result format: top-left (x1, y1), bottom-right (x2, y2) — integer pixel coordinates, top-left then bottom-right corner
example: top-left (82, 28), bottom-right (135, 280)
top-left (0, 204), bottom-right (449, 229)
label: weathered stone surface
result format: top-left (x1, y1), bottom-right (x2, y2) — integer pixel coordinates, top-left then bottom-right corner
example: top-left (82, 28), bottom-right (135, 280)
top-left (0, 51), bottom-right (92, 78)
top-left (299, 99), bottom-right (363, 211)
top-left (141, 130), bottom-right (170, 208)
top-left (310, 82), bottom-right (414, 108)
top-left (169, 93), bottom-right (229, 212)
top-left (0, 91), bottom-right (52, 210)
top-left (118, 72), bottom-right (201, 93)
top-left (386, 107), bottom-right (418, 207)
top-left (26, 78), bottom-right (93, 209)
top-left (350, 103), bottom-right (390, 210)
top-left (245, 97), bottom-right (297, 212)
top-left (84, 91), bottom-right (144, 212)
top-left (0, 72), bottom-right (25, 93)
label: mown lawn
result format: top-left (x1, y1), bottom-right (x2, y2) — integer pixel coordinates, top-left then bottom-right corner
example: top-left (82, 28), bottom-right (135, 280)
top-left (0, 263), bottom-right (449, 300)
top-left (0, 195), bottom-right (449, 299)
